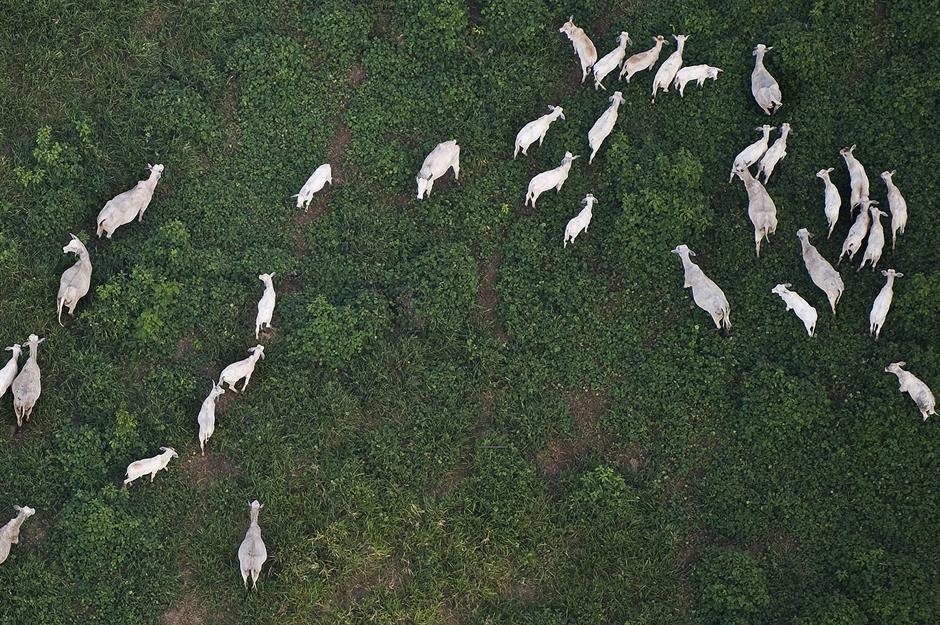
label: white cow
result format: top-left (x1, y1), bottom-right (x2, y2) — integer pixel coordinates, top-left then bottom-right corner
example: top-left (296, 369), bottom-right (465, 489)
top-left (838, 197), bottom-right (874, 264)
top-left (198, 381), bottom-right (226, 455)
top-left (840, 144), bottom-right (869, 209)
top-left (651, 35), bottom-right (688, 102)
top-left (751, 44), bottom-right (782, 114)
top-left (0, 344), bottom-right (21, 402)
top-left (729, 125), bottom-right (774, 182)
top-left (869, 269), bottom-right (902, 340)
top-left (218, 345), bottom-right (265, 393)
top-left (57, 234), bottom-right (93, 326)
top-left (619, 35), bottom-right (667, 82)
top-left (255, 273), bottom-right (276, 339)
top-left (796, 228), bottom-right (844, 314)
top-left (756, 122), bottom-right (791, 183)
top-left (524, 151), bottom-right (578, 208)
top-left (96, 164), bottom-right (164, 239)
top-left (881, 170), bottom-right (907, 250)
top-left (858, 204), bottom-right (888, 271)
top-left (559, 17), bottom-right (598, 83)
top-left (816, 168), bottom-right (842, 238)
top-left (123, 447), bottom-right (178, 486)
top-left (593, 31), bottom-right (632, 90)
top-left (238, 500), bottom-right (268, 591)
top-left (513, 106), bottom-right (565, 158)
top-left (0, 505), bottom-right (35, 566)
top-left (588, 91), bottom-right (625, 163)
top-left (671, 244), bottom-right (731, 335)
top-left (771, 283), bottom-right (817, 337)
top-left (11, 334), bottom-right (44, 428)
top-left (416, 140), bottom-right (460, 200)
top-left (563, 194), bottom-right (598, 248)
top-left (885, 362), bottom-right (935, 421)
top-left (672, 64), bottom-right (722, 97)
top-left (735, 166), bottom-right (777, 257)
top-left (294, 164), bottom-right (332, 210)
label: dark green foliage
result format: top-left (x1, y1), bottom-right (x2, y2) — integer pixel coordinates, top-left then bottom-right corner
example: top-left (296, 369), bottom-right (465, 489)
top-left (286, 292), bottom-right (390, 369)
top-left (695, 548), bottom-right (770, 624)
top-left (609, 144), bottom-right (712, 268)
top-left (1, 0), bottom-right (939, 624)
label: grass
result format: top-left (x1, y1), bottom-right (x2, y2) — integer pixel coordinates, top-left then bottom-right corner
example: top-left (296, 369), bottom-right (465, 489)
top-left (0, 0), bottom-right (939, 623)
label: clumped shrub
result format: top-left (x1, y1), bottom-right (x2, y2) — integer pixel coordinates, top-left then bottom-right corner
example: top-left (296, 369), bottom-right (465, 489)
top-left (13, 125), bottom-right (84, 188)
top-left (839, 547), bottom-right (934, 624)
top-left (86, 267), bottom-right (189, 350)
top-left (607, 144), bottom-right (712, 271)
top-left (287, 291), bottom-right (390, 369)
top-left (481, 0), bottom-right (549, 48)
top-left (568, 465), bottom-right (636, 523)
top-left (137, 82), bottom-right (216, 146)
top-left (51, 425), bottom-right (110, 493)
top-left (695, 547), bottom-right (770, 624)
top-left (396, 0), bottom-right (468, 63)
top-left (306, 1), bottom-right (373, 63)
top-left (53, 490), bottom-right (175, 623)
top-left (793, 593), bottom-right (866, 625)
top-left (406, 242), bottom-right (478, 335)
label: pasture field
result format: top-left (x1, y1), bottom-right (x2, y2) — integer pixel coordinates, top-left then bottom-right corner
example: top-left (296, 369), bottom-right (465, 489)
top-left (0, 1), bottom-right (938, 623)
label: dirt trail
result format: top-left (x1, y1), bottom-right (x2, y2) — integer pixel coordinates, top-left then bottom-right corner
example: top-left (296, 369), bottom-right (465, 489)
top-left (292, 60), bottom-right (365, 256)
top-left (476, 248), bottom-right (509, 343)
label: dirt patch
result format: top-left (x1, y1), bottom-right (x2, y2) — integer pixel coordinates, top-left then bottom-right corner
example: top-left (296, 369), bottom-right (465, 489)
top-left (436, 599), bottom-right (462, 625)
top-left (8, 421), bottom-right (44, 445)
top-left (277, 277), bottom-right (303, 296)
top-left (467, 1), bottom-right (482, 28)
top-left (329, 125), bottom-right (353, 173)
top-left (500, 578), bottom-right (539, 603)
top-left (617, 442), bottom-right (649, 473)
top-left (668, 475), bottom-right (688, 494)
top-left (291, 60), bottom-right (363, 248)
top-left (479, 387), bottom-right (497, 425)
top-left (21, 516), bottom-right (48, 548)
top-left (476, 249), bottom-right (509, 342)
top-left (347, 60), bottom-right (366, 88)
top-left (221, 78), bottom-right (239, 155)
top-left (163, 595), bottom-right (205, 625)
top-left (678, 528), bottom-right (704, 566)
top-left (141, 8), bottom-right (169, 34)
top-left (430, 387), bottom-right (498, 498)
top-left (535, 438), bottom-right (587, 478)
top-left (211, 386), bottom-right (241, 413)
top-left (173, 334), bottom-right (196, 361)
top-left (372, 6), bottom-right (394, 37)
top-left (566, 388), bottom-right (608, 430)
top-left (744, 532), bottom-right (801, 556)
top-left (536, 389), bottom-right (610, 478)
top-left (874, 0), bottom-right (887, 20)
top-left (430, 464), bottom-right (469, 498)
top-left (180, 451), bottom-right (241, 488)
top-left (318, 550), bottom-right (407, 613)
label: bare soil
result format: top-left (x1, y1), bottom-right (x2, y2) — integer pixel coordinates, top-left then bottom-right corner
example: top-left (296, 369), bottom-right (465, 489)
top-left (180, 451), bottom-right (241, 488)
top-left (536, 388), bottom-right (611, 477)
top-left (476, 249), bottom-right (509, 342)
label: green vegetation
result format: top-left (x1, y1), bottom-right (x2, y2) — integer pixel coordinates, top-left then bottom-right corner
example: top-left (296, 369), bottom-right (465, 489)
top-left (1, 1), bottom-right (939, 623)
